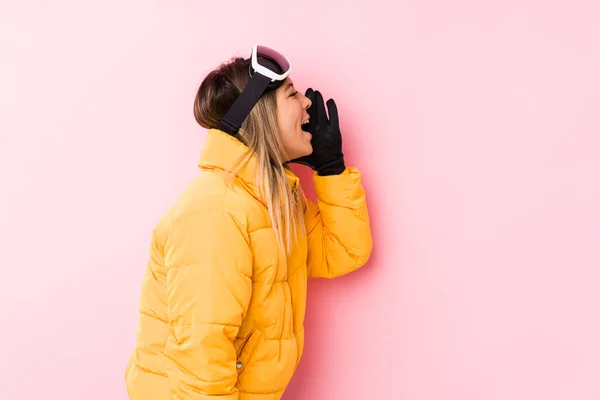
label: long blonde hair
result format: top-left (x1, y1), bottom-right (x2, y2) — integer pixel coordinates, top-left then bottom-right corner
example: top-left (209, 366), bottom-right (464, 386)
top-left (193, 56), bottom-right (305, 254)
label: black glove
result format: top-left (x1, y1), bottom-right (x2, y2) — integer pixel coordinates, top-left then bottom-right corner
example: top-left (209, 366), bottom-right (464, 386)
top-left (290, 88), bottom-right (346, 176)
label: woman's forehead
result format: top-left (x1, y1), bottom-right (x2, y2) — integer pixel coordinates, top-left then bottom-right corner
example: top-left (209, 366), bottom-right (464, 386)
top-left (277, 78), bottom-right (295, 95)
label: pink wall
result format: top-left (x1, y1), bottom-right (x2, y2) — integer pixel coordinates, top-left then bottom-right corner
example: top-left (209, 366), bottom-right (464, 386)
top-left (2, 1), bottom-right (600, 399)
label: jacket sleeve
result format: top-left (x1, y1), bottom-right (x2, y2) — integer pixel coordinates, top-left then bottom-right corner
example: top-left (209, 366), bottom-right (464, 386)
top-left (304, 167), bottom-right (373, 279)
top-left (163, 208), bottom-right (252, 399)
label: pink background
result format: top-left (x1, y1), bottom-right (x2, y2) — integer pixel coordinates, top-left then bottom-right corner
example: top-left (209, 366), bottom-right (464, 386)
top-left (2, 1), bottom-right (600, 399)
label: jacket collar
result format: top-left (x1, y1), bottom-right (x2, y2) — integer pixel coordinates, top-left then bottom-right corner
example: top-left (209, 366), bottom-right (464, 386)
top-left (198, 129), bottom-right (300, 201)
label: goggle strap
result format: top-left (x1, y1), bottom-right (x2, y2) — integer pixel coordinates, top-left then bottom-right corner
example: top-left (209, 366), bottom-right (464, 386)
top-left (216, 72), bottom-right (272, 135)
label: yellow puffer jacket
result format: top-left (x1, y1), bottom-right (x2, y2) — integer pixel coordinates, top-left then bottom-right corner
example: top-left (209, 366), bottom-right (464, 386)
top-left (125, 129), bottom-right (372, 399)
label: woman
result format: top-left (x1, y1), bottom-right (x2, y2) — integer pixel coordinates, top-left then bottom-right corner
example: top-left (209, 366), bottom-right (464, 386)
top-left (125, 45), bottom-right (372, 399)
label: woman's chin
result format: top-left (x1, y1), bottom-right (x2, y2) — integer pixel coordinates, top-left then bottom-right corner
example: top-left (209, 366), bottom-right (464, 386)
top-left (284, 145), bottom-right (312, 162)
top-left (301, 141), bottom-right (313, 156)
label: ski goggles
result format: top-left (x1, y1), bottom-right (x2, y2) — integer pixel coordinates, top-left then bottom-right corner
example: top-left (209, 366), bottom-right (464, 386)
top-left (217, 44), bottom-right (292, 135)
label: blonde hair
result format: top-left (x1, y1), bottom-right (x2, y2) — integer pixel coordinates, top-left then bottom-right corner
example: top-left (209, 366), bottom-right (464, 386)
top-left (193, 57), bottom-right (305, 253)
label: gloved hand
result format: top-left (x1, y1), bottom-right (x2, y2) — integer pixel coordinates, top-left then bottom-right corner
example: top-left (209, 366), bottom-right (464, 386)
top-left (290, 88), bottom-right (346, 176)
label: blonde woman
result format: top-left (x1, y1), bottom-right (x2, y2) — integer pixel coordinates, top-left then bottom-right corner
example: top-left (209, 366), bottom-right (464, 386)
top-left (125, 45), bottom-right (372, 399)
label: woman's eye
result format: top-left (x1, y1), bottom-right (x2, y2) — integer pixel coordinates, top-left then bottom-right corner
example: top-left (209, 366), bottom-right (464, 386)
top-left (290, 91), bottom-right (298, 97)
